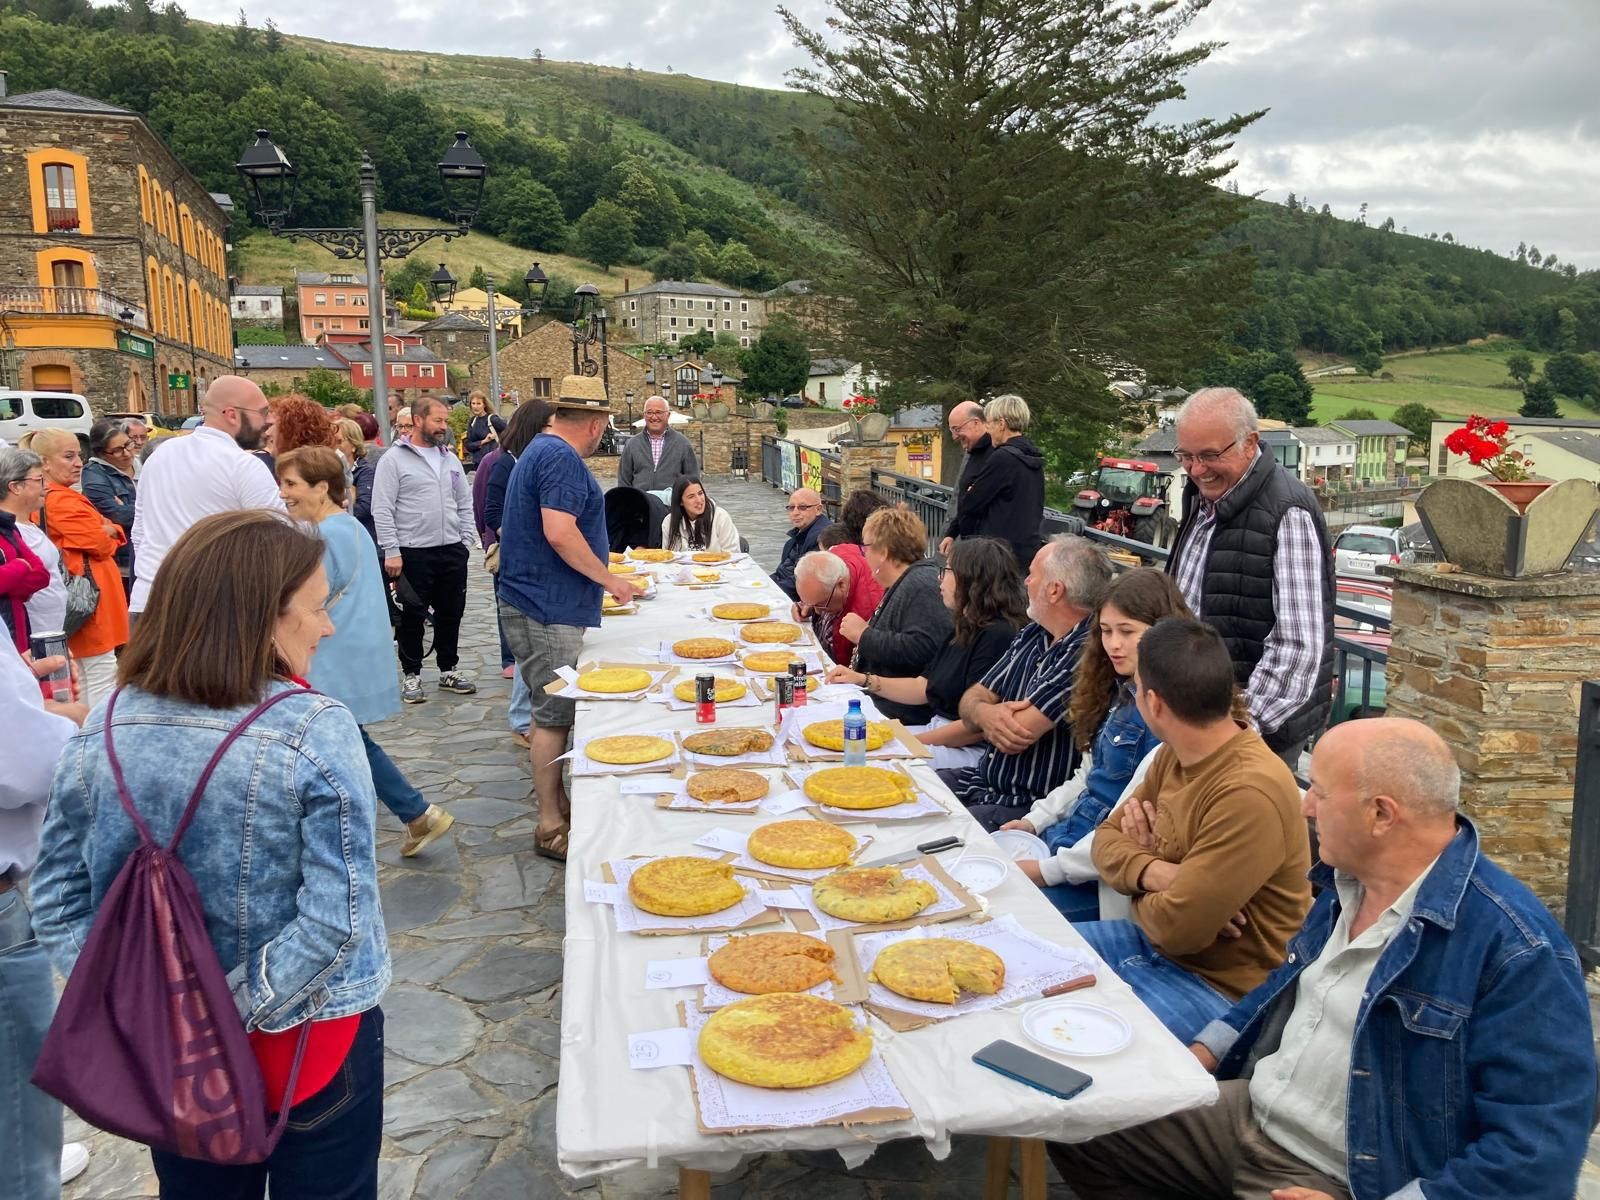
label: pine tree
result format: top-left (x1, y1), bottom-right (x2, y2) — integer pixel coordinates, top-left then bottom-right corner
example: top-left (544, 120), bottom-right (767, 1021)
top-left (1519, 377), bottom-right (1560, 418)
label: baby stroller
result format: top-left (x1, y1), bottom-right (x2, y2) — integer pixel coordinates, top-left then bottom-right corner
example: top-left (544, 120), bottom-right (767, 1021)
top-left (604, 486), bottom-right (670, 554)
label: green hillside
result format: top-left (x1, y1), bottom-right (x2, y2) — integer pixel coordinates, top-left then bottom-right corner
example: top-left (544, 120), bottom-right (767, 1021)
top-left (1309, 345), bottom-right (1550, 424)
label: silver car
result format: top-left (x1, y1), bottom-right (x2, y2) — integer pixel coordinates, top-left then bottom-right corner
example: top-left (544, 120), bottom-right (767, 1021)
top-left (1332, 524), bottom-right (1402, 580)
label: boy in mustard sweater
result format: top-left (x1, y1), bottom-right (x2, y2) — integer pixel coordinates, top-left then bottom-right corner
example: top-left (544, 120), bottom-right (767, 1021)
top-left (1082, 617), bottom-right (1311, 1041)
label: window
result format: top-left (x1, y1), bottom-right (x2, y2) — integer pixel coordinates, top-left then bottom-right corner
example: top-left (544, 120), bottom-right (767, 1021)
top-left (259, 300), bottom-right (271, 313)
top-left (706, 300), bottom-right (714, 310)
top-left (532, 378), bottom-right (552, 398)
top-left (670, 332), bottom-right (679, 342)
top-left (165, 196), bottom-right (177, 243)
top-left (32, 396), bottom-right (85, 419)
top-left (740, 320), bottom-right (749, 330)
top-left (818, 381), bottom-right (826, 401)
top-left (740, 301), bottom-right (749, 312)
top-left (723, 319), bottom-right (731, 330)
top-left (669, 317), bottom-right (678, 327)
top-left (0, 396), bottom-right (21, 420)
top-left (332, 273), bottom-right (353, 283)
top-left (361, 364), bottom-right (372, 378)
top-left (315, 293), bottom-right (327, 306)
top-left (313, 320), bottom-right (325, 331)
top-left (1437, 443), bottom-right (1448, 473)
top-left (236, 299), bottom-right (248, 313)
top-left (739, 336), bottom-right (750, 347)
top-left (335, 294), bottom-right (346, 306)
top-left (358, 319), bottom-right (369, 331)
top-left (330, 319), bottom-right (343, 331)
top-left (629, 300), bottom-right (637, 311)
top-left (354, 294), bottom-right (366, 306)
top-left (723, 300), bottom-right (731, 311)
top-left (138, 167), bottom-right (152, 225)
top-left (43, 164), bottom-right (79, 230)
top-left (686, 318), bottom-right (695, 328)
top-left (50, 259), bottom-right (86, 289)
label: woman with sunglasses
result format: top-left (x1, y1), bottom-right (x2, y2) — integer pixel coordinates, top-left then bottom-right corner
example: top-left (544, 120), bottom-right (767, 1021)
top-left (81, 419), bottom-right (138, 598)
top-left (827, 535), bottom-right (1023, 767)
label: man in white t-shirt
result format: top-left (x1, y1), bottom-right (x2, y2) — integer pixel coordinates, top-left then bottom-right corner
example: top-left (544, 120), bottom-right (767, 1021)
top-left (128, 376), bottom-right (284, 614)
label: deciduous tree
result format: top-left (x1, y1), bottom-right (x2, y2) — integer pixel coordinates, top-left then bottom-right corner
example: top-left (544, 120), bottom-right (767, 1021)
top-left (574, 199), bottom-right (635, 271)
top-left (1391, 402), bottom-right (1440, 447)
top-left (1504, 352), bottom-right (1535, 385)
top-left (739, 320), bottom-right (811, 399)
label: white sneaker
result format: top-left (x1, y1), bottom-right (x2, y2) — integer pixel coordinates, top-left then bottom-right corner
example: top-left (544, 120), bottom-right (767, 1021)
top-left (61, 1142), bottom-right (89, 1184)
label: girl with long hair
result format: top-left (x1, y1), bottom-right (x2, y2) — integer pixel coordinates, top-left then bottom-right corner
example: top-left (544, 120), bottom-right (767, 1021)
top-left (1001, 567), bottom-right (1193, 921)
top-left (661, 475), bottom-right (741, 553)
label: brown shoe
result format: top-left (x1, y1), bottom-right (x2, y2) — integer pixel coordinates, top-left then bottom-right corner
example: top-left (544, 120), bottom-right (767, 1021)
top-left (401, 805), bottom-right (456, 857)
top-left (509, 729), bottom-right (530, 749)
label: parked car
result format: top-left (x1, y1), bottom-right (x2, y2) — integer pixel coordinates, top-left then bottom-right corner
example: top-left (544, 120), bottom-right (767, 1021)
top-left (1332, 524), bottom-right (1402, 580)
top-left (780, 395), bottom-right (808, 409)
top-left (0, 390), bottom-right (93, 453)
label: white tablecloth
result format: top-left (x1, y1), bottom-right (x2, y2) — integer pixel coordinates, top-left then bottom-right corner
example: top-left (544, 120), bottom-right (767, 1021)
top-left (556, 566), bottom-right (1218, 1179)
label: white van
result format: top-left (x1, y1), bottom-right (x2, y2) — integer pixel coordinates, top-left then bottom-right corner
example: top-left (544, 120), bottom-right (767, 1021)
top-left (0, 391), bottom-right (94, 450)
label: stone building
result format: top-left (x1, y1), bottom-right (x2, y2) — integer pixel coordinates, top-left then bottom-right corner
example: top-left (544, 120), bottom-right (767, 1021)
top-left (469, 316), bottom-right (648, 408)
top-left (611, 280), bottom-right (764, 348)
top-left (0, 84), bottom-right (233, 415)
top-left (413, 310), bottom-right (492, 369)
top-left (231, 283), bottom-right (284, 328)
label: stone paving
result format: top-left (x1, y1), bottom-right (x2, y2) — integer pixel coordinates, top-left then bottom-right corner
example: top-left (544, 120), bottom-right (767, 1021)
top-left (56, 473), bottom-right (1600, 1198)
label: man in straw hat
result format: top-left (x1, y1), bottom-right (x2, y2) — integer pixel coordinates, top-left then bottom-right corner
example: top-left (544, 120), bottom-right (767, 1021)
top-left (497, 375), bottom-right (637, 862)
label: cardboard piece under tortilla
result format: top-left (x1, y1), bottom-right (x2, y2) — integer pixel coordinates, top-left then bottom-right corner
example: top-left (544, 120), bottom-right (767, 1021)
top-left (544, 660), bottom-right (678, 697)
top-left (782, 854), bottom-right (982, 936)
top-left (788, 718), bottom-right (933, 762)
top-left (677, 1002), bottom-right (914, 1136)
top-left (602, 858), bottom-right (786, 936)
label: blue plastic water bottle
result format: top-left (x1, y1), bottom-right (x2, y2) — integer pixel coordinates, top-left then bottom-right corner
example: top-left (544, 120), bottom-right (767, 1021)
top-left (843, 699), bottom-right (868, 766)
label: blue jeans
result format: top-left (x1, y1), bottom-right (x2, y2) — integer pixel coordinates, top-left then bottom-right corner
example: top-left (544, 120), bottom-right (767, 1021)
top-left (1074, 920), bottom-right (1232, 1042)
top-left (0, 888), bottom-right (61, 1200)
top-left (151, 1007), bottom-right (385, 1200)
top-left (360, 729), bottom-right (427, 825)
top-left (1041, 880), bottom-right (1101, 923)
top-left (508, 671), bottom-right (532, 735)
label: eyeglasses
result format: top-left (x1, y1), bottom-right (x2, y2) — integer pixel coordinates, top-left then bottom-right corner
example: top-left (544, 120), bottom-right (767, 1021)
top-left (20, 475), bottom-right (45, 486)
top-left (938, 562), bottom-right (952, 579)
top-left (1174, 438), bottom-right (1238, 467)
top-left (948, 414), bottom-right (983, 434)
top-left (785, 502), bottom-right (819, 512)
top-left (107, 442), bottom-right (132, 455)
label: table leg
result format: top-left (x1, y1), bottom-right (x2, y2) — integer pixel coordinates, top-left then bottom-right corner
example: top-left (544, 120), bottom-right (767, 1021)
top-left (1018, 1138), bottom-right (1048, 1200)
top-left (983, 1136), bottom-right (1014, 1200)
top-left (679, 1167), bottom-right (712, 1200)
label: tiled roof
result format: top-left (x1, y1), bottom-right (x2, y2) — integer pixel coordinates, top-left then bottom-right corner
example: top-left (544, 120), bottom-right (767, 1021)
top-left (413, 311), bottom-right (490, 333)
top-left (1330, 419), bottom-right (1413, 438)
top-left (762, 280), bottom-right (814, 297)
top-left (1, 89), bottom-right (133, 115)
top-left (617, 280), bottom-right (744, 299)
top-left (234, 284), bottom-right (283, 297)
top-left (234, 345), bottom-right (344, 370)
top-left (1529, 430), bottom-right (1600, 467)
top-left (334, 342), bottom-right (442, 364)
top-left (809, 357), bottom-right (855, 376)
top-left (295, 271), bottom-right (369, 287)
top-left (208, 191), bottom-right (236, 213)
top-left (1292, 426), bottom-right (1356, 444)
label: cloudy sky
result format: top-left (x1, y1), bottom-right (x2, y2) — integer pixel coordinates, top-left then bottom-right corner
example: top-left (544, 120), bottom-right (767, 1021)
top-left (212, 0), bottom-right (1599, 268)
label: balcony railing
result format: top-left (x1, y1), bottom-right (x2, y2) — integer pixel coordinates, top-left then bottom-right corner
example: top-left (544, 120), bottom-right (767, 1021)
top-left (0, 286), bottom-right (148, 330)
top-left (46, 206), bottom-right (81, 232)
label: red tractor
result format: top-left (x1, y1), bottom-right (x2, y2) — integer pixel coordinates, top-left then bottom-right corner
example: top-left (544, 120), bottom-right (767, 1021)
top-left (1072, 457), bottom-right (1179, 547)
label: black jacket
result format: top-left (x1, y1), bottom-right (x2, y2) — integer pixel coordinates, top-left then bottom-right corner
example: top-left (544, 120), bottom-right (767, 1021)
top-left (952, 434), bottom-right (1045, 571)
top-left (944, 434), bottom-right (994, 539)
top-left (465, 413), bottom-right (506, 468)
top-left (81, 458), bottom-right (136, 577)
top-left (854, 557), bottom-right (954, 724)
top-left (771, 514), bottom-right (832, 600)
top-left (1167, 451), bottom-right (1335, 753)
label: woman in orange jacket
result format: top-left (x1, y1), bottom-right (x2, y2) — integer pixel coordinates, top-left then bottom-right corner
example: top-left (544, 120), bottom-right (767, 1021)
top-left (31, 427), bottom-right (128, 705)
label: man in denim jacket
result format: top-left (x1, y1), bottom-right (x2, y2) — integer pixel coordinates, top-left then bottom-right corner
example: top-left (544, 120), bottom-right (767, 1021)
top-left (1052, 717), bottom-right (1596, 1200)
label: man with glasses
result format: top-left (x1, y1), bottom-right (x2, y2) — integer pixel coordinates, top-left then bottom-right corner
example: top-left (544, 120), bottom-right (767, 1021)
top-left (129, 375), bottom-right (283, 616)
top-left (938, 401), bottom-right (993, 558)
top-left (771, 487), bottom-right (832, 600)
top-left (793, 546), bottom-right (882, 664)
top-left (617, 395), bottom-right (697, 495)
top-left (1166, 388), bottom-right (1334, 768)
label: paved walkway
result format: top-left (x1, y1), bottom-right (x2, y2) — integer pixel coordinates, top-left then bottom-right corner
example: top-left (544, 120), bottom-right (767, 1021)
top-left (57, 474), bottom-right (1600, 1198)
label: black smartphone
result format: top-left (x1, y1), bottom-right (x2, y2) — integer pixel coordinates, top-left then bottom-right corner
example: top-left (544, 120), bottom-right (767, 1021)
top-left (972, 1040), bottom-right (1093, 1101)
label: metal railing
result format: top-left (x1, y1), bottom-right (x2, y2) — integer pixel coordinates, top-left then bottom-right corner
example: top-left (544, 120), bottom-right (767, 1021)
top-left (1565, 682), bottom-right (1600, 969)
top-left (46, 206), bottom-right (80, 232)
top-left (760, 434), bottom-right (780, 485)
top-left (0, 285), bottom-right (148, 329)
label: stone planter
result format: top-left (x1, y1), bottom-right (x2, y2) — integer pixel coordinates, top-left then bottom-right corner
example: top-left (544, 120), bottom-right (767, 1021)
top-left (708, 401), bottom-right (730, 421)
top-left (854, 412), bottom-right (891, 443)
top-left (691, 401), bottom-right (710, 419)
top-left (750, 401), bottom-right (776, 420)
top-left (1416, 476), bottom-right (1599, 578)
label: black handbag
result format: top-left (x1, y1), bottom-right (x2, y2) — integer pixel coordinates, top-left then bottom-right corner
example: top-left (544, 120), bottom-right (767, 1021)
top-left (41, 493), bottom-right (102, 636)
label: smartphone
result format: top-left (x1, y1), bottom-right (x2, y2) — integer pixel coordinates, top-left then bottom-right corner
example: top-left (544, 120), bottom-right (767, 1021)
top-left (972, 1040), bottom-right (1093, 1101)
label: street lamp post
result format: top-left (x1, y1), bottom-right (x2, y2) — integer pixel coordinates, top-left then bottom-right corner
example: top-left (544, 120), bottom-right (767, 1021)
top-left (484, 273), bottom-right (500, 406)
top-left (235, 130), bottom-right (487, 445)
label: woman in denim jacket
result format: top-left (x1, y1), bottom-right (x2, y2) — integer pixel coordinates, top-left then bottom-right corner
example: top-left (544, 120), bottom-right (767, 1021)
top-left (31, 509), bottom-right (390, 1198)
top-left (1002, 569), bottom-right (1192, 921)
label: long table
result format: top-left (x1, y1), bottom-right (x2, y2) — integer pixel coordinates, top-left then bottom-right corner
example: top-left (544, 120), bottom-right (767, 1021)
top-left (555, 559), bottom-right (1218, 1193)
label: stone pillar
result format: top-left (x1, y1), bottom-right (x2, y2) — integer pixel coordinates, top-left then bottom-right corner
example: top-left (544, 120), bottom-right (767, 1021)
top-left (838, 443), bottom-right (899, 499)
top-left (1384, 564), bottom-right (1600, 911)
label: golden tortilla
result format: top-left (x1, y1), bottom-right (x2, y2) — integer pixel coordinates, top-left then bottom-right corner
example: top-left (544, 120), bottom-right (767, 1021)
top-left (802, 766), bottom-right (914, 810)
top-left (672, 637), bottom-right (738, 660)
top-left (586, 735), bottom-right (675, 765)
top-left (747, 821), bottom-right (857, 870)
top-left (741, 621), bottom-right (804, 644)
top-left (709, 933), bottom-right (837, 995)
top-left (628, 857), bottom-right (746, 917)
top-left (698, 994), bottom-right (871, 1088)
top-left (685, 769), bottom-right (770, 804)
top-left (692, 551), bottom-right (731, 563)
top-left (803, 720), bottom-right (894, 752)
top-left (712, 602), bottom-right (771, 621)
top-left (609, 564), bottom-right (638, 576)
top-left (673, 677), bottom-right (748, 703)
top-left (691, 569), bottom-right (722, 582)
top-left (741, 651), bottom-right (804, 674)
top-left (577, 667), bottom-right (653, 694)
top-left (629, 548), bottom-right (677, 563)
top-left (609, 551), bottom-right (625, 563)
top-left (869, 938), bottom-right (1005, 1004)
top-left (812, 867), bottom-right (937, 923)
top-left (682, 727), bottom-right (776, 757)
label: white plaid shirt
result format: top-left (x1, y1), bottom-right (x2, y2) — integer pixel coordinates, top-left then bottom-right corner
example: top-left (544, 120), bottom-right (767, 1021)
top-left (1172, 452), bottom-right (1328, 736)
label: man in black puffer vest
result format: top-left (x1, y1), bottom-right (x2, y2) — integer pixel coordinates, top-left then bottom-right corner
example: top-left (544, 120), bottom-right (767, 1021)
top-left (1166, 389), bottom-right (1334, 768)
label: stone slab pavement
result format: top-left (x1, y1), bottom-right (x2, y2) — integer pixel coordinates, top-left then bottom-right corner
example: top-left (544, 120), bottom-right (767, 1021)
top-left (57, 474), bottom-right (1600, 1198)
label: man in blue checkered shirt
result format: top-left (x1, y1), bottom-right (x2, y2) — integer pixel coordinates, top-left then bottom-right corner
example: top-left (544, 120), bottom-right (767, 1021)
top-left (941, 535), bottom-right (1114, 830)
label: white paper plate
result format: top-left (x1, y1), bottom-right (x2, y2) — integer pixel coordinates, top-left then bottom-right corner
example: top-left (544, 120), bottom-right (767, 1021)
top-left (946, 853), bottom-right (1008, 894)
top-left (989, 829), bottom-right (1049, 861)
top-left (1021, 1001), bottom-right (1132, 1057)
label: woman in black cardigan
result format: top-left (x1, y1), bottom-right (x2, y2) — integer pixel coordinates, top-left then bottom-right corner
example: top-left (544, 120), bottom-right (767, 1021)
top-left (832, 506), bottom-right (952, 724)
top-left (463, 390), bottom-right (507, 471)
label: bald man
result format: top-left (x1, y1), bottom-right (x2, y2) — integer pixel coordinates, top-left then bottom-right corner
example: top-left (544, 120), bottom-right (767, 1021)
top-left (1054, 717), bottom-right (1596, 1200)
top-left (771, 486), bottom-right (832, 600)
top-left (938, 400), bottom-right (992, 557)
top-left (129, 375), bottom-right (284, 613)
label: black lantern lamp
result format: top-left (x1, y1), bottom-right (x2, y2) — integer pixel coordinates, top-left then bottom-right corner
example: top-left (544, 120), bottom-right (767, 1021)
top-left (437, 132), bottom-right (487, 232)
top-left (523, 262), bottom-right (549, 315)
top-left (572, 282), bottom-right (600, 323)
top-left (234, 130), bottom-right (297, 229)
top-left (429, 263), bottom-right (458, 304)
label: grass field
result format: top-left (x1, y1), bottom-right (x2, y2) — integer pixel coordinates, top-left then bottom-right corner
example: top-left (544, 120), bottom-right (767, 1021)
top-left (233, 212), bottom-right (655, 299)
top-left (1311, 346), bottom-right (1550, 424)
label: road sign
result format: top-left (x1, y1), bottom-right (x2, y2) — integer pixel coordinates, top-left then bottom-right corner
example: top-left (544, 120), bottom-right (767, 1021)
top-left (168, 373), bottom-right (190, 390)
